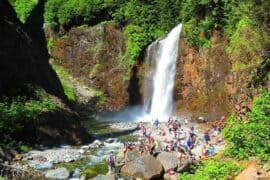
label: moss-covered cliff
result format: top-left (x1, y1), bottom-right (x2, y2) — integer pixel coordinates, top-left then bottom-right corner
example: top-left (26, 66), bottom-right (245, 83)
top-left (47, 22), bottom-right (143, 111)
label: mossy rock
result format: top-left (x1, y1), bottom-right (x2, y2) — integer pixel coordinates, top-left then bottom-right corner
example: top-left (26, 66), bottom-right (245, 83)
top-left (81, 161), bottom-right (108, 179)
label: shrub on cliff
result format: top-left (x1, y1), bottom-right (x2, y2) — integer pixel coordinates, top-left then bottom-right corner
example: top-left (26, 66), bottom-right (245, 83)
top-left (0, 84), bottom-right (57, 147)
top-left (222, 91), bottom-right (270, 161)
top-left (179, 157), bottom-right (243, 180)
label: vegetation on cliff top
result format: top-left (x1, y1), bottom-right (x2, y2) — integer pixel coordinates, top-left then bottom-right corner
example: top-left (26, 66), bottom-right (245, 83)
top-left (10, 0), bottom-right (270, 70)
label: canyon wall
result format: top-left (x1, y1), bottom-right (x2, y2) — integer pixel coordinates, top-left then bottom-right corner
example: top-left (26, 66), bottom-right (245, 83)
top-left (48, 22), bottom-right (143, 111)
top-left (175, 31), bottom-right (270, 120)
top-left (49, 23), bottom-right (269, 119)
top-left (0, 1), bottom-right (66, 101)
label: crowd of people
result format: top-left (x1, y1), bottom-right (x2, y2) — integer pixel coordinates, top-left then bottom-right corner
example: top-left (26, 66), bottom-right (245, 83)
top-left (107, 116), bottom-right (225, 175)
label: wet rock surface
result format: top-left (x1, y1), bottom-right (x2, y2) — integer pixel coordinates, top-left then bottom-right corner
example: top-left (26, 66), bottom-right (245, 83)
top-left (45, 167), bottom-right (70, 179)
top-left (121, 155), bottom-right (163, 179)
top-left (157, 152), bottom-right (178, 172)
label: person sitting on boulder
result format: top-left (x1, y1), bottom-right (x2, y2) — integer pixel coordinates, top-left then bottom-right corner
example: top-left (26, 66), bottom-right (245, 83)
top-left (208, 144), bottom-right (215, 156)
top-left (107, 151), bottom-right (115, 174)
top-left (201, 145), bottom-right (208, 158)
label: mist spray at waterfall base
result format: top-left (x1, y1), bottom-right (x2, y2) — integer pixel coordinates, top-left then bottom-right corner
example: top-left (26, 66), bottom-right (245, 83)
top-left (96, 24), bottom-right (182, 123)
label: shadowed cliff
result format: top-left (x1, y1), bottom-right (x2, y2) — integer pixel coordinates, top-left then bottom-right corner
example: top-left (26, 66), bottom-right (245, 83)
top-left (0, 1), bottom-right (66, 101)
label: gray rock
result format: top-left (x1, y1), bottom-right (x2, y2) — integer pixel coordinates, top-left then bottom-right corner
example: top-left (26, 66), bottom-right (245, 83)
top-left (177, 160), bottom-right (191, 172)
top-left (80, 145), bottom-right (89, 150)
top-left (121, 155), bottom-right (163, 179)
top-left (78, 149), bottom-right (85, 154)
top-left (157, 152), bottom-right (178, 172)
top-left (71, 168), bottom-right (81, 178)
top-left (80, 174), bottom-right (86, 180)
top-left (115, 150), bottom-right (140, 167)
top-left (105, 138), bottom-right (117, 143)
top-left (45, 167), bottom-right (70, 179)
top-left (92, 174), bottom-right (116, 180)
top-left (93, 140), bottom-right (103, 146)
top-left (28, 160), bottom-right (53, 170)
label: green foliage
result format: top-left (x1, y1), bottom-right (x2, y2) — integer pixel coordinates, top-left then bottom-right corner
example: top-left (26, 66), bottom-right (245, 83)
top-left (52, 64), bottom-right (76, 102)
top-left (9, 0), bottom-right (38, 23)
top-left (179, 158), bottom-right (243, 180)
top-left (56, 157), bottom-right (91, 171)
top-left (90, 64), bottom-right (102, 78)
top-left (41, 0), bottom-right (270, 73)
top-left (227, 16), bottom-right (270, 69)
top-left (0, 84), bottom-right (57, 146)
top-left (47, 38), bottom-right (55, 52)
top-left (180, 0), bottom-right (225, 48)
top-left (18, 144), bottom-right (31, 153)
top-left (92, 89), bottom-right (105, 105)
top-left (44, 0), bottom-right (113, 29)
top-left (222, 91), bottom-right (270, 161)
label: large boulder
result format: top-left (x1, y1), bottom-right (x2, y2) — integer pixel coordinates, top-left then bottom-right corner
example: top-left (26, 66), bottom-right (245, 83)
top-left (177, 159), bottom-right (191, 173)
top-left (115, 150), bottom-right (140, 167)
top-left (157, 152), bottom-right (178, 172)
top-left (45, 167), bottom-right (70, 179)
top-left (121, 155), bottom-right (163, 179)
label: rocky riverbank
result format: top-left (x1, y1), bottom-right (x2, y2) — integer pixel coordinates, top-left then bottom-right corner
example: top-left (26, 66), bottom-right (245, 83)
top-left (6, 117), bottom-right (225, 179)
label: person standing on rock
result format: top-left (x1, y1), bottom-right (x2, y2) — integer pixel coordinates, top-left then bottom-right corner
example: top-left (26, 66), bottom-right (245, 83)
top-left (204, 132), bottom-right (211, 144)
top-left (177, 147), bottom-right (187, 165)
top-left (154, 118), bottom-right (159, 129)
top-left (184, 117), bottom-right (189, 125)
top-left (107, 151), bottom-right (115, 174)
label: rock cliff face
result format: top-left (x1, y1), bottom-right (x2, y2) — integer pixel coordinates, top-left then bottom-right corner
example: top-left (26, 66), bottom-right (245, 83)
top-left (48, 22), bottom-right (143, 111)
top-left (49, 21), bottom-right (269, 119)
top-left (0, 1), bottom-right (66, 101)
top-left (174, 31), bottom-right (270, 120)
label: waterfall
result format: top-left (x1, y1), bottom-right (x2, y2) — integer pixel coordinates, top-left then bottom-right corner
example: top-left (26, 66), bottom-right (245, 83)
top-left (144, 24), bottom-right (182, 121)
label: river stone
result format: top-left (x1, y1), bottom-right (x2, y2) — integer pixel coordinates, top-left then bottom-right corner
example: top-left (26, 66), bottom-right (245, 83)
top-left (92, 174), bottom-right (116, 180)
top-left (45, 167), bottom-right (70, 179)
top-left (157, 152), bottom-right (178, 172)
top-left (121, 155), bottom-right (163, 179)
top-left (105, 138), bottom-right (115, 143)
top-left (28, 160), bottom-right (53, 170)
top-left (81, 145), bottom-right (89, 150)
top-left (71, 168), bottom-right (81, 178)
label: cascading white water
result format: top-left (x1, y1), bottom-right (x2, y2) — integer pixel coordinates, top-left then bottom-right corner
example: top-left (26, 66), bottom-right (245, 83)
top-left (146, 24), bottom-right (182, 121)
top-left (96, 24), bottom-right (182, 123)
